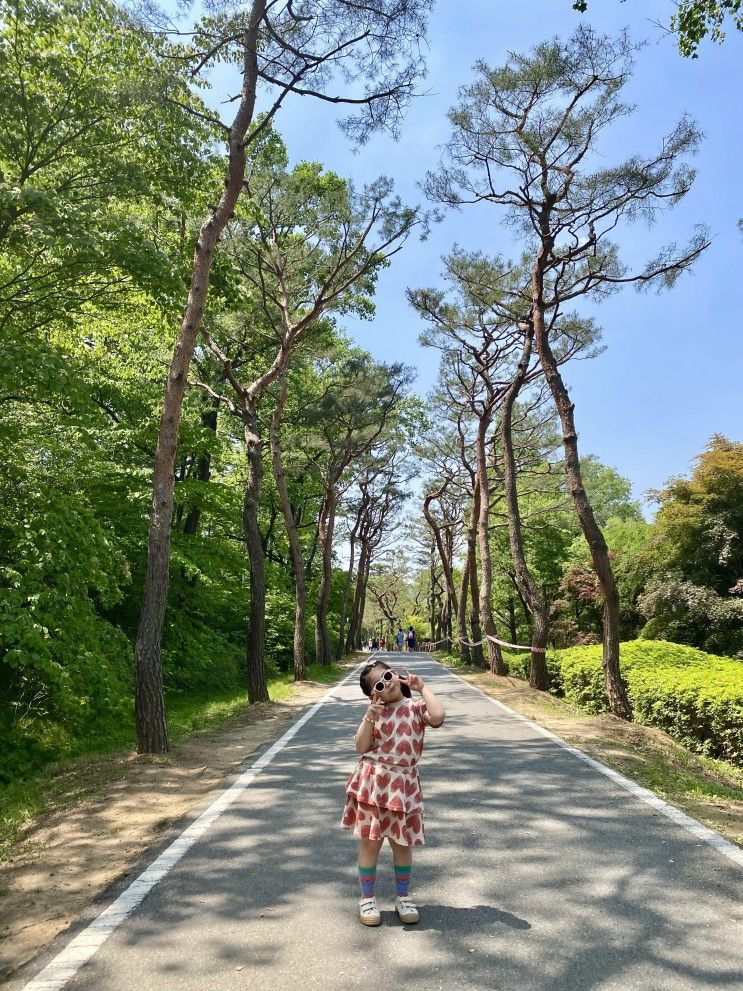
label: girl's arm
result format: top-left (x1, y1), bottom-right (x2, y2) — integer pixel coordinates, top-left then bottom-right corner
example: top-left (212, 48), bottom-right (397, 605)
top-left (403, 671), bottom-right (445, 727)
top-left (354, 698), bottom-right (384, 753)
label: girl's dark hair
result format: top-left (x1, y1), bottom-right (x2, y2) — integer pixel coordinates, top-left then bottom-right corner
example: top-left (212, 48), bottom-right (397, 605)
top-left (359, 660), bottom-right (411, 698)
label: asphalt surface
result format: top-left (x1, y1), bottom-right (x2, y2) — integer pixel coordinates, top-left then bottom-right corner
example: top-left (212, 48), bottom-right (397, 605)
top-left (16, 655), bottom-right (743, 991)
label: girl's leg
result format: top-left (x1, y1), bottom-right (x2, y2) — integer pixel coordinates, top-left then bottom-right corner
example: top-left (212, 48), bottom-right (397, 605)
top-left (357, 837), bottom-right (384, 899)
top-left (388, 838), bottom-right (413, 898)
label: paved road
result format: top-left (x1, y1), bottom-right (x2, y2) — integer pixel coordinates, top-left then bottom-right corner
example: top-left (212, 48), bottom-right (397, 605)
top-left (16, 656), bottom-right (743, 991)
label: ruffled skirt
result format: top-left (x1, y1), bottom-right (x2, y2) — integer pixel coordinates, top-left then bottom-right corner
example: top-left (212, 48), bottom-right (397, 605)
top-left (341, 759), bottom-right (425, 846)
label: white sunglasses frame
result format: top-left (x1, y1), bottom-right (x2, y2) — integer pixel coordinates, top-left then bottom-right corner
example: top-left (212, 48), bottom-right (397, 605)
top-left (372, 669), bottom-right (395, 694)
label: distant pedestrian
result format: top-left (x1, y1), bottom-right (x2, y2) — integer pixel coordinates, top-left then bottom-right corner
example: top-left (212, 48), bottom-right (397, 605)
top-left (379, 636), bottom-right (386, 651)
top-left (395, 627), bottom-right (404, 651)
top-left (342, 662), bottom-right (445, 926)
top-left (406, 626), bottom-right (416, 652)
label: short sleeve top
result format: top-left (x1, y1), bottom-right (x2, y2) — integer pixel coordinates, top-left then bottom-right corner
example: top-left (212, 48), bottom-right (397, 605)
top-left (368, 696), bottom-right (428, 768)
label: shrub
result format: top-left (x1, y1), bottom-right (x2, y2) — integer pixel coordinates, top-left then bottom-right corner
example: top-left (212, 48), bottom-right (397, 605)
top-left (548, 640), bottom-right (743, 764)
top-left (502, 649), bottom-right (563, 693)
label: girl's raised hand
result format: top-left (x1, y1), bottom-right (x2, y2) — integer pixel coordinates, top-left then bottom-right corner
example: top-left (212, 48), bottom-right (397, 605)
top-left (400, 669), bottom-right (424, 693)
top-left (366, 695), bottom-right (384, 721)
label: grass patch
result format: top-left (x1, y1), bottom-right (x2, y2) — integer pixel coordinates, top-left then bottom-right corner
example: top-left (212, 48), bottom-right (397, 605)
top-left (612, 749), bottom-right (743, 803)
top-left (0, 663), bottom-right (345, 861)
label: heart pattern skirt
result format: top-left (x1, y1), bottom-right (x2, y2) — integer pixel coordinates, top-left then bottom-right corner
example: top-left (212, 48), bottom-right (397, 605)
top-left (341, 760), bottom-right (425, 846)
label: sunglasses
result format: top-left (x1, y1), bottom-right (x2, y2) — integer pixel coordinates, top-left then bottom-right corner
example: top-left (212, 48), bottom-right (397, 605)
top-left (372, 669), bottom-right (396, 694)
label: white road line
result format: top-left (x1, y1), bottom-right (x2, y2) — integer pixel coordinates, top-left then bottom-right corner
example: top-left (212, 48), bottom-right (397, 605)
top-left (21, 665), bottom-right (364, 991)
top-left (445, 663), bottom-right (743, 870)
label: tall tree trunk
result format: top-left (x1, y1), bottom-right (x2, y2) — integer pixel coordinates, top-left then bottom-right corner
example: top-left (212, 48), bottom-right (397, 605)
top-left (433, 584), bottom-right (444, 643)
top-left (339, 496), bottom-right (367, 659)
top-left (423, 485), bottom-right (459, 632)
top-left (475, 417), bottom-right (506, 674)
top-left (243, 401), bottom-right (269, 702)
top-left (269, 376), bottom-right (307, 681)
top-left (304, 524), bottom-right (320, 579)
top-left (457, 550), bottom-right (471, 664)
top-left (429, 552), bottom-right (437, 642)
top-left (469, 555), bottom-right (485, 667)
top-left (134, 5), bottom-right (264, 753)
top-left (348, 541), bottom-right (366, 651)
top-left (357, 559), bottom-right (372, 649)
top-left (507, 595), bottom-right (518, 645)
top-left (532, 261), bottom-right (632, 718)
top-left (315, 483), bottom-right (337, 665)
top-left (467, 481), bottom-right (485, 667)
top-left (337, 533), bottom-right (356, 662)
top-left (346, 537), bottom-right (367, 650)
top-left (347, 539), bottom-right (369, 651)
top-left (444, 521), bottom-right (455, 642)
top-left (501, 326), bottom-right (549, 689)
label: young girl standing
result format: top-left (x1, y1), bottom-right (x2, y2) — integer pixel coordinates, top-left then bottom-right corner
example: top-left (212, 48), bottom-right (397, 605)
top-left (341, 661), bottom-right (445, 926)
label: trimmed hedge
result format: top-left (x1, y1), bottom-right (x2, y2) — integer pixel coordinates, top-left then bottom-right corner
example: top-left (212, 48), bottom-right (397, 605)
top-left (503, 641), bottom-right (743, 766)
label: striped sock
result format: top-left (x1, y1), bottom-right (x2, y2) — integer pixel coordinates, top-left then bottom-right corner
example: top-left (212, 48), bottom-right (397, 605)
top-left (358, 865), bottom-right (376, 898)
top-left (394, 864), bottom-right (412, 897)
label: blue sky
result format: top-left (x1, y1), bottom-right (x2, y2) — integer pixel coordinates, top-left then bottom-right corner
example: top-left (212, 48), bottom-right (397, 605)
top-left (202, 1), bottom-right (743, 511)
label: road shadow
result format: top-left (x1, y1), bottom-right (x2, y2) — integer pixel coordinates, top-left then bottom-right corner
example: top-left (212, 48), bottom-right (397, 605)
top-left (21, 657), bottom-right (742, 991)
top-left (380, 903), bottom-right (531, 931)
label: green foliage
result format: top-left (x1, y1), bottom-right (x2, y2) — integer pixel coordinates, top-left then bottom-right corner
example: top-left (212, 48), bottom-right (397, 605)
top-left (502, 649), bottom-right (563, 691)
top-left (0, 0), bottom-right (240, 784)
top-left (637, 436), bottom-right (743, 655)
top-left (265, 569), bottom-right (299, 673)
top-left (571, 1), bottom-right (743, 57)
top-left (580, 457), bottom-right (644, 526)
top-left (488, 455), bottom-right (646, 650)
top-left (0, 0), bottom-right (422, 791)
top-left (0, 0), bottom-right (214, 334)
top-left (638, 577), bottom-right (743, 657)
top-left (552, 514), bottom-right (651, 645)
top-left (552, 641), bottom-right (743, 764)
top-left (0, 412), bottom-right (134, 781)
top-left (645, 435), bottom-right (743, 594)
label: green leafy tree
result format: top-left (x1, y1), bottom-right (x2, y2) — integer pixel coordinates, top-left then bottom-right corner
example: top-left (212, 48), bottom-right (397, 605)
top-left (646, 435), bottom-right (743, 592)
top-left (193, 151), bottom-right (422, 698)
top-left (136, 0), bottom-right (434, 753)
top-left (304, 352), bottom-right (414, 665)
top-left (553, 515), bottom-right (651, 645)
top-left (637, 435), bottom-right (743, 654)
top-left (0, 0), bottom-right (210, 336)
top-left (427, 27), bottom-right (709, 718)
top-left (638, 577), bottom-right (743, 656)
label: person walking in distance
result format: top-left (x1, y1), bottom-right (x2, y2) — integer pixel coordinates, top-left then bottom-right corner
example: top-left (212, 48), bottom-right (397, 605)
top-left (395, 627), bottom-right (404, 652)
top-left (406, 626), bottom-right (416, 652)
top-left (342, 661), bottom-right (445, 926)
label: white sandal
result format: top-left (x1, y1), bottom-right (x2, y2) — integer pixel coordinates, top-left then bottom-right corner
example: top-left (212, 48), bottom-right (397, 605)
top-left (394, 895), bottom-right (419, 924)
top-left (358, 897), bottom-right (382, 926)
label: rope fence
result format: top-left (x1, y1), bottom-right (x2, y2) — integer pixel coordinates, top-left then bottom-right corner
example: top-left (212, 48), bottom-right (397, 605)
top-left (420, 634), bottom-right (546, 654)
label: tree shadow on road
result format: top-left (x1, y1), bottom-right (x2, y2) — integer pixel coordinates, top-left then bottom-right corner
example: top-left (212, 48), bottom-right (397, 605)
top-left (380, 903), bottom-right (531, 931)
top-left (38, 660), bottom-right (743, 991)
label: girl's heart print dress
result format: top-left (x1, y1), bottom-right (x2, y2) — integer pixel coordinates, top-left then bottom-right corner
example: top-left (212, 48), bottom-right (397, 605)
top-left (342, 696), bottom-right (429, 846)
